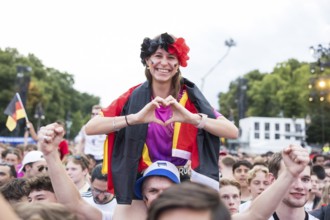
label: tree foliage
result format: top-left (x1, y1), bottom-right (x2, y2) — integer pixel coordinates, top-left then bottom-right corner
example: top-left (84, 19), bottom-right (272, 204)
top-left (0, 48), bottom-right (100, 139)
top-left (219, 58), bottom-right (330, 145)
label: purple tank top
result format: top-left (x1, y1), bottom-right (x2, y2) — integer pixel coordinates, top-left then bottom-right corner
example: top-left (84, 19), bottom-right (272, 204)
top-left (145, 105), bottom-right (222, 166)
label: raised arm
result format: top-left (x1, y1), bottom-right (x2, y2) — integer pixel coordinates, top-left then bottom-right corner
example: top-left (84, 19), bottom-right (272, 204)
top-left (232, 145), bottom-right (310, 220)
top-left (0, 193), bottom-right (20, 220)
top-left (38, 123), bottom-right (102, 220)
top-left (85, 97), bottom-right (167, 135)
top-left (27, 121), bottom-right (38, 141)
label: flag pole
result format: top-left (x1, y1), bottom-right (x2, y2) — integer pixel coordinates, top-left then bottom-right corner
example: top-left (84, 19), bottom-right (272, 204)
top-left (15, 93), bottom-right (29, 123)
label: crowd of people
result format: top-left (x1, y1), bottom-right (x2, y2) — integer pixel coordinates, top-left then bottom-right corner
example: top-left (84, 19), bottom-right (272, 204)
top-left (1, 32), bottom-right (330, 220)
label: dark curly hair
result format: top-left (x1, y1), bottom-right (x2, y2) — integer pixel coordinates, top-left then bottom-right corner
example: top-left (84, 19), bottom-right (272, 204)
top-left (140, 32), bottom-right (175, 66)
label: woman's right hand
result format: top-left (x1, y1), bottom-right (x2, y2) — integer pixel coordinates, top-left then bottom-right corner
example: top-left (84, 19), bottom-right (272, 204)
top-left (133, 96), bottom-right (167, 125)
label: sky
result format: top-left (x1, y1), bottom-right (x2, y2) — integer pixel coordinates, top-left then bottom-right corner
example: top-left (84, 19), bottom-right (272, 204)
top-left (1, 0), bottom-right (329, 111)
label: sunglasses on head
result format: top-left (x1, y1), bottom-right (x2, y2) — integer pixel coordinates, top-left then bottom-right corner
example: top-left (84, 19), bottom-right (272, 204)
top-left (70, 155), bottom-right (89, 168)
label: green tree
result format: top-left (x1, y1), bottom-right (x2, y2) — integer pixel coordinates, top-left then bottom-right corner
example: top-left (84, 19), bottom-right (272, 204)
top-left (219, 58), bottom-right (330, 144)
top-left (0, 47), bottom-right (100, 140)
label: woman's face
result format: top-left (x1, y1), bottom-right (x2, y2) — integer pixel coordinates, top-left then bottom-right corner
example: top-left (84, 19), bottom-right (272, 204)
top-left (5, 153), bottom-right (20, 166)
top-left (146, 47), bottom-right (179, 84)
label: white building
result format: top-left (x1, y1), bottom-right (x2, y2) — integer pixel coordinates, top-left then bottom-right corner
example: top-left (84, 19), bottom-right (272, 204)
top-left (238, 117), bottom-right (306, 154)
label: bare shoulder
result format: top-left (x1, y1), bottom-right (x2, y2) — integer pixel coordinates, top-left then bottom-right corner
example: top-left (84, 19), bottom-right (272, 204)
top-left (113, 200), bottom-right (147, 220)
top-left (232, 212), bottom-right (251, 220)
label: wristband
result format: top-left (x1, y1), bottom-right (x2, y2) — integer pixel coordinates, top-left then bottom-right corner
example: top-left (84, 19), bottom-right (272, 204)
top-left (125, 115), bottom-right (131, 126)
top-left (195, 113), bottom-right (208, 129)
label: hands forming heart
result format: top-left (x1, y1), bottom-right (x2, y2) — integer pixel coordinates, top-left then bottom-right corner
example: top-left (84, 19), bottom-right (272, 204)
top-left (135, 95), bottom-right (194, 126)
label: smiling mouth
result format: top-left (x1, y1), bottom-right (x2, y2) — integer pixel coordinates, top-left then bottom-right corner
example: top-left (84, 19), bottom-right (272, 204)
top-left (290, 193), bottom-right (305, 199)
top-left (156, 68), bottom-right (170, 73)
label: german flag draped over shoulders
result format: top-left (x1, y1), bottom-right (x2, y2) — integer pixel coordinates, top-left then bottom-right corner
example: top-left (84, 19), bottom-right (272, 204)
top-left (4, 93), bottom-right (26, 131)
top-left (101, 83), bottom-right (142, 194)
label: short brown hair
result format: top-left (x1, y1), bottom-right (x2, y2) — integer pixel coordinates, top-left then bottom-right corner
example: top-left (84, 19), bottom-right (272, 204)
top-left (24, 175), bottom-right (54, 195)
top-left (24, 144), bottom-right (38, 152)
top-left (0, 178), bottom-right (28, 203)
top-left (147, 182), bottom-right (231, 220)
top-left (268, 152), bottom-right (312, 179)
top-left (220, 178), bottom-right (241, 192)
top-left (64, 154), bottom-right (89, 171)
top-left (221, 156), bottom-right (236, 167)
top-left (14, 202), bottom-right (78, 220)
top-left (268, 152), bottom-right (282, 179)
top-left (3, 148), bottom-right (22, 161)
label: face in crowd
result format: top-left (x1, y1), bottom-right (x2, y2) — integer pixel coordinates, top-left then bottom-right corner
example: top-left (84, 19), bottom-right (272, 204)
top-left (65, 156), bottom-right (89, 187)
top-left (91, 178), bottom-right (114, 204)
top-left (28, 190), bottom-right (57, 203)
top-left (279, 161), bottom-right (312, 208)
top-left (310, 174), bottom-right (321, 197)
top-left (313, 155), bottom-right (325, 166)
top-left (26, 176), bottom-right (57, 203)
top-left (324, 166), bottom-right (330, 185)
top-left (24, 161), bottom-right (48, 178)
top-left (0, 163), bottom-right (16, 186)
top-left (248, 169), bottom-right (272, 200)
top-left (233, 165), bottom-right (251, 188)
top-left (142, 176), bottom-right (175, 208)
top-left (91, 107), bottom-right (101, 118)
top-left (5, 152), bottom-right (21, 166)
top-left (219, 184), bottom-right (241, 214)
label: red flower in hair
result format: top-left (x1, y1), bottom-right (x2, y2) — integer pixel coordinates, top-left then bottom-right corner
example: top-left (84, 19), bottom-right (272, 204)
top-left (168, 38), bottom-right (190, 67)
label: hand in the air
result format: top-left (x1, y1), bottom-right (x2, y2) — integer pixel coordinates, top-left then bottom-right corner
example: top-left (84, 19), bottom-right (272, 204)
top-left (38, 123), bottom-right (64, 156)
top-left (282, 144), bottom-right (310, 178)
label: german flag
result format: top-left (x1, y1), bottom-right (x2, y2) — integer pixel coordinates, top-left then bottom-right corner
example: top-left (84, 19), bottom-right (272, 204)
top-left (4, 93), bottom-right (26, 131)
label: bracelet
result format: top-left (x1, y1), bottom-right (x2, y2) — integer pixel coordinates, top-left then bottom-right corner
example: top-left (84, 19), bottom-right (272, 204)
top-left (125, 115), bottom-right (131, 126)
top-left (112, 117), bottom-right (120, 131)
top-left (195, 113), bottom-right (208, 129)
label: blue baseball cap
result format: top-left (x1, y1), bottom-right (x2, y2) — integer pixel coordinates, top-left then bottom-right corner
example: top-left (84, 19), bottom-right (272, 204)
top-left (134, 160), bottom-right (180, 199)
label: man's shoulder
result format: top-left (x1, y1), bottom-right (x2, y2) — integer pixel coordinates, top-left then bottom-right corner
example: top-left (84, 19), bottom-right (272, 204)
top-left (310, 204), bottom-right (330, 220)
top-left (308, 213), bottom-right (320, 220)
top-left (239, 200), bottom-right (251, 213)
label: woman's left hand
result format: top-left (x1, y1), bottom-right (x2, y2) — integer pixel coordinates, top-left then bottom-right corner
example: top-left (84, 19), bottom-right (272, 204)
top-left (163, 95), bottom-right (198, 126)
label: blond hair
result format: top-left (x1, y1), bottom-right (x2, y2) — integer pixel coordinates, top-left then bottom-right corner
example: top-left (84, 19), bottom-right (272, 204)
top-left (317, 183), bottom-right (330, 209)
top-left (247, 166), bottom-right (269, 185)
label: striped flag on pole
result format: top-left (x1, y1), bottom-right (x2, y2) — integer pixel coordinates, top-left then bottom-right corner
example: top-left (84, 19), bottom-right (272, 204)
top-left (4, 93), bottom-right (27, 131)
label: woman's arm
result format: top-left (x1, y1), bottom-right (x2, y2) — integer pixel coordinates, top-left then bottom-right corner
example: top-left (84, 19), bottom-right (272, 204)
top-left (164, 96), bottom-right (239, 139)
top-left (86, 95), bottom-right (238, 139)
top-left (200, 116), bottom-right (238, 139)
top-left (85, 115), bottom-right (129, 135)
top-left (85, 96), bottom-right (167, 135)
